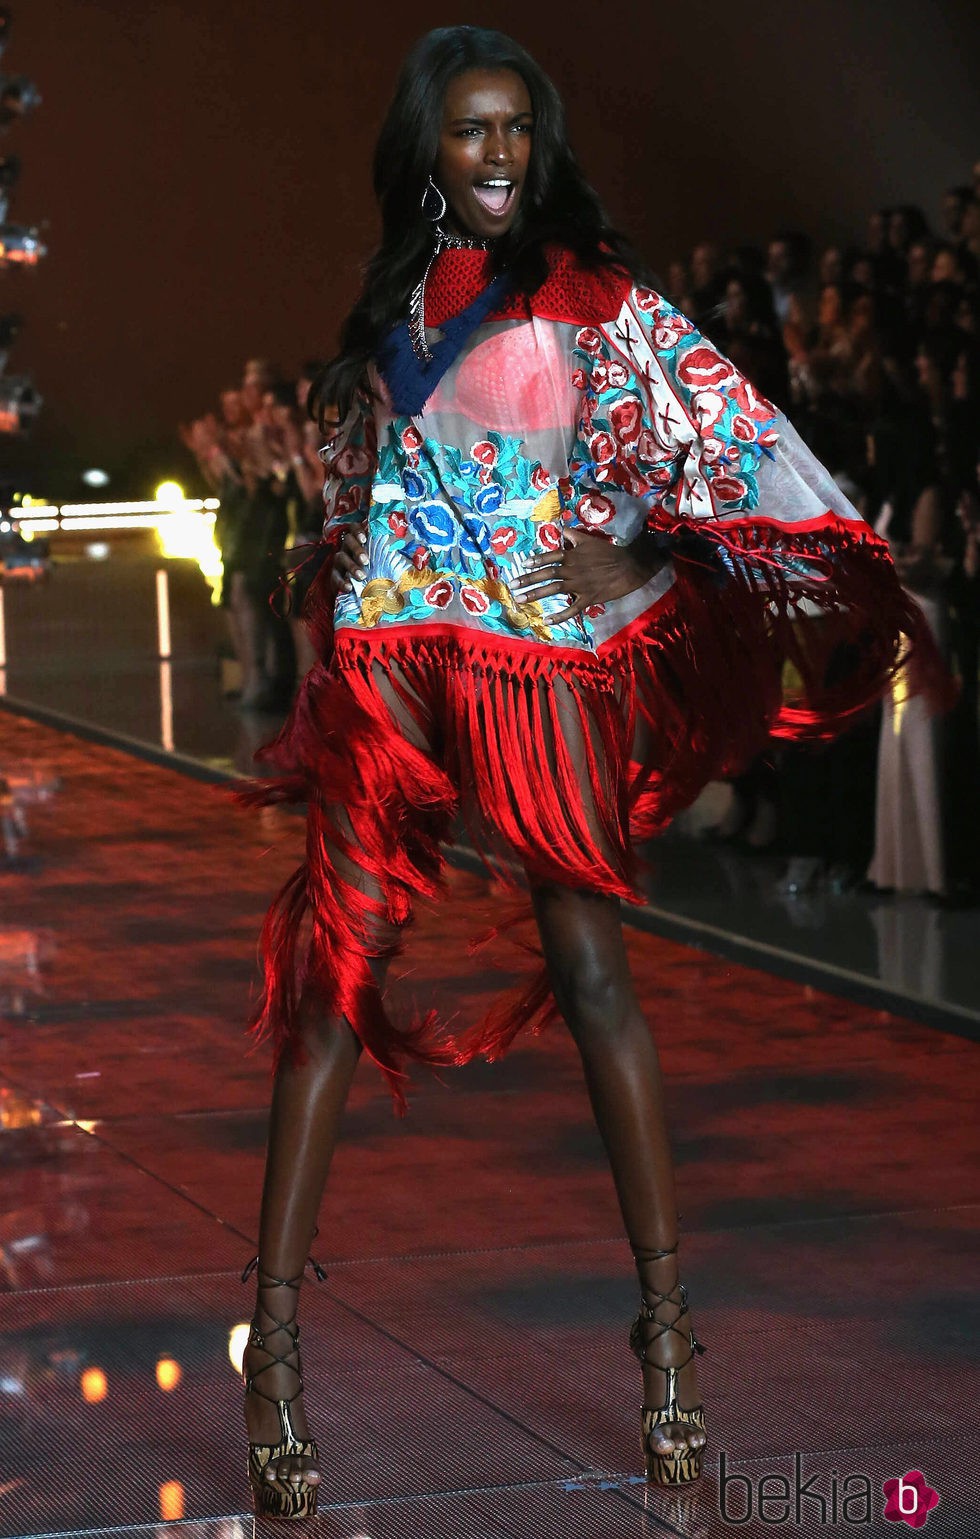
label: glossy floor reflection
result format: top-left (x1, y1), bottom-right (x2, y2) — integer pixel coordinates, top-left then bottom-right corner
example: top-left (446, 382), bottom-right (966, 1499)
top-left (1, 708), bottom-right (978, 1537)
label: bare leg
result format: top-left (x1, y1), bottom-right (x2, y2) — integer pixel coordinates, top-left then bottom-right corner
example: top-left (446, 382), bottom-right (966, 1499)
top-left (243, 994), bottom-right (367, 1490)
top-left (530, 883), bottom-right (705, 1459)
top-left (245, 663), bottom-right (437, 1492)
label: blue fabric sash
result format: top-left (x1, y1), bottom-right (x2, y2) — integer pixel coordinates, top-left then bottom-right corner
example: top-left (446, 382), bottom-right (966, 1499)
top-left (376, 272), bottom-right (512, 418)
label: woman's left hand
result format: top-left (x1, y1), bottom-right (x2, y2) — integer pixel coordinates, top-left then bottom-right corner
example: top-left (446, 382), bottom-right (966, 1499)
top-left (509, 529), bottom-right (662, 624)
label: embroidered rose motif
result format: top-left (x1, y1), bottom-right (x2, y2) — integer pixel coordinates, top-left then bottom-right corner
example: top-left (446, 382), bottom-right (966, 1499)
top-left (557, 476), bottom-right (574, 500)
top-left (571, 367), bottom-right (588, 391)
top-left (460, 584), bottom-right (490, 615)
top-left (729, 375), bottom-right (776, 418)
top-left (539, 523), bottom-right (562, 551)
top-left (411, 502), bottom-right (455, 549)
top-left (590, 361), bottom-right (609, 394)
top-left (490, 526), bottom-right (518, 555)
top-left (677, 346), bottom-right (735, 390)
top-left (576, 326), bottom-right (604, 355)
top-left (654, 316), bottom-right (694, 349)
top-left (333, 488), bottom-right (363, 519)
top-left (401, 469), bottom-right (426, 498)
top-left (589, 431), bottom-right (616, 465)
top-left (633, 288), bottom-right (661, 312)
top-left (637, 428), bottom-right (663, 462)
top-left (710, 474), bottom-right (749, 503)
top-left (731, 413), bottom-right (757, 442)
top-left (584, 603), bottom-right (606, 617)
top-left (423, 579), bottom-right (453, 608)
top-left (607, 360), bottom-right (631, 388)
top-left (387, 511), bottom-right (408, 537)
top-left (411, 545), bottom-right (430, 571)
top-left (471, 440), bottom-right (498, 467)
top-left (692, 390), bottom-right (726, 431)
top-left (609, 396), bottom-right (643, 445)
top-left (474, 483), bottom-right (504, 514)
top-left (578, 492), bottom-right (616, 527)
top-left (531, 464), bottom-right (551, 492)
top-left (401, 424), bottom-right (423, 452)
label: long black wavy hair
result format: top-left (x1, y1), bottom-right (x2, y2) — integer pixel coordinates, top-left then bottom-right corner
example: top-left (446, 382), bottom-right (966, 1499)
top-left (313, 25), bottom-right (653, 421)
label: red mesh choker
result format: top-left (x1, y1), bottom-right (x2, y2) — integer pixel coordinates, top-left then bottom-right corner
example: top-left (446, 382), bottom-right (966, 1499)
top-left (423, 243), bottom-right (632, 330)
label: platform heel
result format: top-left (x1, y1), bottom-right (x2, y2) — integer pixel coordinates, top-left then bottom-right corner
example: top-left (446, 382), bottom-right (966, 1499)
top-left (241, 1253), bottom-right (327, 1520)
top-left (629, 1242), bottom-right (707, 1486)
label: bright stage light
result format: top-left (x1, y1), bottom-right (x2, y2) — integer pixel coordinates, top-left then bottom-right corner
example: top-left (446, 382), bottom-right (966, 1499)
top-left (155, 1357), bottom-right (182, 1392)
top-left (228, 1322), bottom-right (250, 1375)
top-left (155, 510), bottom-right (223, 603)
top-left (81, 468), bottom-right (109, 488)
top-left (80, 1367), bottom-right (108, 1403)
top-left (154, 480), bottom-right (185, 508)
top-left (158, 1481), bottom-right (185, 1521)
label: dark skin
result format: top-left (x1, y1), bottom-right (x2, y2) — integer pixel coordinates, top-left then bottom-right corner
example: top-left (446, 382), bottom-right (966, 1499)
top-left (245, 67), bottom-right (701, 1496)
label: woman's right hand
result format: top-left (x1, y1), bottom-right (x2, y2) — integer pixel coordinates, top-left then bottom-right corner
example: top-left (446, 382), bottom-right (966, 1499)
top-left (330, 522), bottom-right (368, 595)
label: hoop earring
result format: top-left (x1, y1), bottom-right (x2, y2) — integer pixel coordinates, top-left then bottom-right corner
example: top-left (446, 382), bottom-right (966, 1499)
top-left (421, 175), bottom-right (447, 223)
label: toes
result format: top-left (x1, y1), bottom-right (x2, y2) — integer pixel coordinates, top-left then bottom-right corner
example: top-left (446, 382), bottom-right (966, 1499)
top-left (265, 1459), bottom-right (320, 1487)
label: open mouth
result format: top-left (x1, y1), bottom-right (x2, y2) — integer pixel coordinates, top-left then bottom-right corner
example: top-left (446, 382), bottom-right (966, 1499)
top-left (472, 179), bottom-right (517, 217)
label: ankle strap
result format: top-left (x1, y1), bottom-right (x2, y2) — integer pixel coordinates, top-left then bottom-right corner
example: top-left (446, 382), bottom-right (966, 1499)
top-left (630, 1242), bottom-right (679, 1264)
top-left (241, 1254), bottom-right (328, 1286)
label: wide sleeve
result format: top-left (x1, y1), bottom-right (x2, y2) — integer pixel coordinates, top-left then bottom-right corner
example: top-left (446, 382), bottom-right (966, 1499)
top-left (299, 393), bottom-right (379, 657)
top-left (575, 286), bottom-right (950, 749)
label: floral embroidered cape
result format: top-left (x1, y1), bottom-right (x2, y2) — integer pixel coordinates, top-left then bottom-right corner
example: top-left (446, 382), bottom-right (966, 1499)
top-left (247, 246), bottom-right (933, 1113)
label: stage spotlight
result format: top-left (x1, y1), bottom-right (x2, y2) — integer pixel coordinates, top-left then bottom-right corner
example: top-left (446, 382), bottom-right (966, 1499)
top-left (81, 468), bottom-right (110, 488)
top-left (154, 479), bottom-right (185, 506)
top-left (0, 376), bottom-right (41, 434)
top-left (0, 223), bottom-right (45, 266)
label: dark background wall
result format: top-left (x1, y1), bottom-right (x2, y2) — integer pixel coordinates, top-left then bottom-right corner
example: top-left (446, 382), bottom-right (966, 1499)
top-left (4, 0), bottom-right (979, 495)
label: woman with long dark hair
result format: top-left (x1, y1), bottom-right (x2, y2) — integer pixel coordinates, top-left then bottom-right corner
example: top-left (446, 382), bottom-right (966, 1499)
top-left (239, 26), bottom-right (935, 1518)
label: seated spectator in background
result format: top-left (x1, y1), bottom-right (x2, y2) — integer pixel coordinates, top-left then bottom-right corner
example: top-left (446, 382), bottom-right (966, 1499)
top-left (664, 259), bottom-right (691, 310)
top-left (689, 241), bottom-right (725, 321)
top-left (905, 238), bottom-right (935, 328)
top-left (958, 195), bottom-right (980, 277)
top-left (765, 229), bottom-right (812, 326)
top-left (711, 267), bottom-right (791, 409)
top-left (888, 204), bottom-right (930, 258)
top-left (942, 185), bottom-right (973, 243)
top-left (818, 245), bottom-right (845, 286)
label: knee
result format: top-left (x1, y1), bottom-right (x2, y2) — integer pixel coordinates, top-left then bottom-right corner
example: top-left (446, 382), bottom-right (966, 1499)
top-left (550, 953), bottom-right (636, 1044)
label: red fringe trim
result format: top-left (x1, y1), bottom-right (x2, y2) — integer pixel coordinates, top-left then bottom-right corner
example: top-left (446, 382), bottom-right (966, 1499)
top-left (241, 510), bottom-right (951, 1112)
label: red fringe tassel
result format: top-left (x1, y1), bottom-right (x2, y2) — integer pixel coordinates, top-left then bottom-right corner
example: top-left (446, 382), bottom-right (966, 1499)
top-left (240, 512), bottom-right (950, 1112)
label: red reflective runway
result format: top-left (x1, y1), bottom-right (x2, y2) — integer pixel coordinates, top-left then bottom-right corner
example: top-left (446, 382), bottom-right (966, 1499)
top-left (0, 708), bottom-right (977, 1537)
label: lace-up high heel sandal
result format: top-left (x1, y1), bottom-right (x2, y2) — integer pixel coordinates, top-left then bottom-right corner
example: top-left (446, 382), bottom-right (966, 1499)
top-left (241, 1253), bottom-right (327, 1520)
top-left (629, 1242), bottom-right (707, 1486)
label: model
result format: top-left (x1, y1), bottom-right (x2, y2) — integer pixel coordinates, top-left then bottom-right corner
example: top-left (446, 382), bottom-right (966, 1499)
top-left (239, 26), bottom-right (933, 1519)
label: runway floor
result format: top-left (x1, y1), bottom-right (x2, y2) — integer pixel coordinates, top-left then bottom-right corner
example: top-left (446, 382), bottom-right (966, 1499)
top-left (0, 708), bottom-right (978, 1537)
